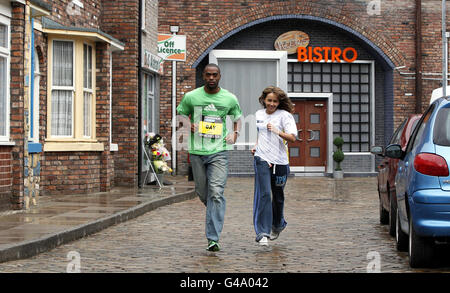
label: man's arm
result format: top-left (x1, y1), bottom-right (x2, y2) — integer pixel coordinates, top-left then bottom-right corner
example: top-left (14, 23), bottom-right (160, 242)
top-left (226, 117), bottom-right (242, 144)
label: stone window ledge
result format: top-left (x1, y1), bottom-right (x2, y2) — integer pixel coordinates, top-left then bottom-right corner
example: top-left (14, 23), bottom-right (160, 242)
top-left (44, 142), bottom-right (104, 152)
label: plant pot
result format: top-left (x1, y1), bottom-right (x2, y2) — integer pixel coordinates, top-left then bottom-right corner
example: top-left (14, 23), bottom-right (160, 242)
top-left (333, 170), bottom-right (344, 179)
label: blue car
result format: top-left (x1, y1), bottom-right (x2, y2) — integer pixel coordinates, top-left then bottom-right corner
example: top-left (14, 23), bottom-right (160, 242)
top-left (385, 96), bottom-right (450, 268)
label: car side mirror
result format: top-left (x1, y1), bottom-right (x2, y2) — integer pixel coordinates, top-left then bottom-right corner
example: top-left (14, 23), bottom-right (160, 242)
top-left (370, 146), bottom-right (384, 157)
top-left (385, 144), bottom-right (404, 160)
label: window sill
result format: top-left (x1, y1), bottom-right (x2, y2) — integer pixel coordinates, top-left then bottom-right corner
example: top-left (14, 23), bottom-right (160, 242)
top-left (0, 141), bottom-right (16, 146)
top-left (44, 142), bottom-right (104, 152)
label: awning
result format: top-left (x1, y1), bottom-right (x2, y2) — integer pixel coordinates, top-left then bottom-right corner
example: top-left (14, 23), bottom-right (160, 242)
top-left (41, 17), bottom-right (125, 52)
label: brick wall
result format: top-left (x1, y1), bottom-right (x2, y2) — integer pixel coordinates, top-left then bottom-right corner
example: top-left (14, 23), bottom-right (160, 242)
top-left (142, 0), bottom-right (158, 55)
top-left (101, 0), bottom-right (139, 187)
top-left (96, 42), bottom-right (114, 192)
top-left (40, 152), bottom-right (101, 195)
top-left (0, 147), bottom-right (12, 211)
top-left (10, 3), bottom-right (25, 209)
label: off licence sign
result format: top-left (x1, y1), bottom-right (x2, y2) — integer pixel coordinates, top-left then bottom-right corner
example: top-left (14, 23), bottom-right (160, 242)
top-left (158, 34), bottom-right (186, 61)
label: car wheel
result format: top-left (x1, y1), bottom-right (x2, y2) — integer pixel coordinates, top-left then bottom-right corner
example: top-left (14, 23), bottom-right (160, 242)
top-left (408, 216), bottom-right (434, 268)
top-left (379, 196), bottom-right (389, 225)
top-left (395, 207), bottom-right (408, 251)
top-left (388, 190), bottom-right (396, 237)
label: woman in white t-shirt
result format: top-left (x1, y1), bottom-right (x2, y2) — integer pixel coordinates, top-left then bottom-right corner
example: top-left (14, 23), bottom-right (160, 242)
top-left (251, 86), bottom-right (297, 246)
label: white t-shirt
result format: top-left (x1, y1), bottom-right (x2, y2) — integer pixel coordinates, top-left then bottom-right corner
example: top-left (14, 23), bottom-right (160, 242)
top-left (254, 109), bottom-right (297, 165)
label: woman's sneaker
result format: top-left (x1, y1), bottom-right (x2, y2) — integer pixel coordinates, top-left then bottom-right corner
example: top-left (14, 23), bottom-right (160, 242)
top-left (258, 236), bottom-right (269, 246)
top-left (207, 240), bottom-right (221, 252)
top-left (270, 230), bottom-right (280, 240)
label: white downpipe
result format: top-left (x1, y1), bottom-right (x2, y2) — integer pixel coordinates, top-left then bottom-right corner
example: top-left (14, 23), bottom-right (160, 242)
top-left (443, 0), bottom-right (448, 97)
top-left (172, 59), bottom-right (177, 174)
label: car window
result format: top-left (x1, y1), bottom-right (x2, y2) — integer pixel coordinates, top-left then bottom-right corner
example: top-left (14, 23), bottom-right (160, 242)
top-left (390, 119), bottom-right (407, 144)
top-left (434, 108), bottom-right (450, 146)
top-left (406, 105), bottom-right (435, 153)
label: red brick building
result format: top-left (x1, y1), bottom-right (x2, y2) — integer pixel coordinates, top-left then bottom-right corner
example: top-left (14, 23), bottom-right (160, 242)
top-left (158, 0), bottom-right (449, 176)
top-left (0, 0), bottom-right (160, 211)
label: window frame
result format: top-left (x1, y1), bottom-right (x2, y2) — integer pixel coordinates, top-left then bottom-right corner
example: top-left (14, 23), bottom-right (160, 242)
top-left (29, 49), bottom-right (41, 142)
top-left (50, 39), bottom-right (75, 138)
top-left (83, 42), bottom-right (93, 138)
top-left (0, 15), bottom-right (10, 142)
top-left (146, 73), bottom-right (155, 133)
top-left (47, 36), bottom-right (97, 144)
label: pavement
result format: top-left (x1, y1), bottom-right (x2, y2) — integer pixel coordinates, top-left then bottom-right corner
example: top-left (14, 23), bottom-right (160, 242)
top-left (0, 175), bottom-right (195, 263)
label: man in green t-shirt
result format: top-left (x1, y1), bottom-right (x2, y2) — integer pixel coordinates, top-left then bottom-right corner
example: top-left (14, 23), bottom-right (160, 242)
top-left (177, 63), bottom-right (242, 252)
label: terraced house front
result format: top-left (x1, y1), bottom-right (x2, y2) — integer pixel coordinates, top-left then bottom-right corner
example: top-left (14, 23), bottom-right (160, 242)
top-left (0, 0), bottom-right (160, 211)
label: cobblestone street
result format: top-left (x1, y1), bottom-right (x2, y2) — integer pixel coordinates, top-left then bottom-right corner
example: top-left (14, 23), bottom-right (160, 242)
top-left (0, 177), bottom-right (450, 273)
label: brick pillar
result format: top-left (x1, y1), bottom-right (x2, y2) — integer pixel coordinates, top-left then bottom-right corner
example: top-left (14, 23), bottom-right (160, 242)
top-left (96, 42), bottom-right (114, 192)
top-left (101, 0), bottom-right (139, 187)
top-left (10, 3), bottom-right (25, 209)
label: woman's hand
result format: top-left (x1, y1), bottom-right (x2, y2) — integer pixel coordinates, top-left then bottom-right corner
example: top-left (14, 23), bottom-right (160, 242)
top-left (267, 123), bottom-right (280, 135)
top-left (250, 146), bottom-right (256, 155)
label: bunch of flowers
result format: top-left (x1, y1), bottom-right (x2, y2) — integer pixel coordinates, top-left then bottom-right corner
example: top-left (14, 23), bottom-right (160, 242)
top-left (144, 132), bottom-right (172, 174)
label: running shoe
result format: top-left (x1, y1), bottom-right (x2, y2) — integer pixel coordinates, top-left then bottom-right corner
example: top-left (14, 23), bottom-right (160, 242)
top-left (207, 240), bottom-right (221, 252)
top-left (270, 230), bottom-right (280, 240)
top-left (258, 236), bottom-right (269, 246)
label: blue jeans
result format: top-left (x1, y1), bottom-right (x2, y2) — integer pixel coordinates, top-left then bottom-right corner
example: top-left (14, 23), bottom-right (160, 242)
top-left (190, 151), bottom-right (228, 242)
top-left (253, 156), bottom-right (289, 241)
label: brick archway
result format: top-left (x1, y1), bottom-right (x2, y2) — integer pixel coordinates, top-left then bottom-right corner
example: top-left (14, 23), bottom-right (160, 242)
top-left (188, 5), bottom-right (404, 70)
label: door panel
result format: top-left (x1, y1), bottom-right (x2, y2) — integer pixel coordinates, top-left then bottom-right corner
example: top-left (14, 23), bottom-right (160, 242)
top-left (289, 100), bottom-right (327, 167)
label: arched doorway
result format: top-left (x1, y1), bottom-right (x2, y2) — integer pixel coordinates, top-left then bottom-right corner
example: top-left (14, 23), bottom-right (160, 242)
top-left (192, 16), bottom-right (395, 176)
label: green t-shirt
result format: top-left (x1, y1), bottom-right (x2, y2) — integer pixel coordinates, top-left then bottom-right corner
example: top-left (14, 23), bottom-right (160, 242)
top-left (177, 87), bottom-right (242, 155)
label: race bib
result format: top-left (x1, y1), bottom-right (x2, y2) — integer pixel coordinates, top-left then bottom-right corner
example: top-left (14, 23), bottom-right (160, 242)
top-left (198, 116), bottom-right (223, 139)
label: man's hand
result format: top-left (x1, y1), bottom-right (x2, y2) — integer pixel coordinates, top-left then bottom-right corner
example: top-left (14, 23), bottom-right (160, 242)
top-left (191, 123), bottom-right (198, 133)
top-left (225, 132), bottom-right (238, 144)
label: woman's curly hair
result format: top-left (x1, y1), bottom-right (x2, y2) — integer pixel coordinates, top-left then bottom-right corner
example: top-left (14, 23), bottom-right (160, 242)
top-left (258, 86), bottom-right (294, 114)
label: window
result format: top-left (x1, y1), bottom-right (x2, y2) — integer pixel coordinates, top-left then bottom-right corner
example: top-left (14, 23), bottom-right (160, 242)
top-left (0, 19), bottom-right (10, 141)
top-left (389, 119), bottom-right (407, 145)
top-left (48, 38), bottom-right (96, 142)
top-left (30, 50), bottom-right (40, 142)
top-left (83, 44), bottom-right (93, 137)
top-left (434, 108), bottom-right (450, 146)
top-left (144, 74), bottom-right (155, 133)
top-left (406, 105), bottom-right (434, 153)
top-left (51, 40), bottom-right (74, 137)
top-left (288, 62), bottom-right (371, 152)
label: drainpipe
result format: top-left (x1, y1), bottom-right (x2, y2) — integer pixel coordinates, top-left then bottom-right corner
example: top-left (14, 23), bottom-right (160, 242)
top-left (137, 0), bottom-right (143, 188)
top-left (443, 0), bottom-right (448, 97)
top-left (415, 0), bottom-right (423, 113)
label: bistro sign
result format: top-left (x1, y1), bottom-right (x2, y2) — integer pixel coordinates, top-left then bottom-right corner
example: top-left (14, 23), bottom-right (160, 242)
top-left (297, 46), bottom-right (358, 63)
top-left (274, 30), bottom-right (309, 54)
top-left (275, 31), bottom-right (358, 63)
